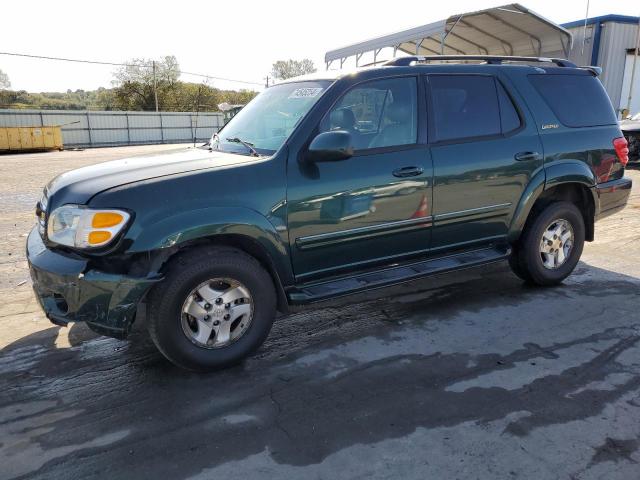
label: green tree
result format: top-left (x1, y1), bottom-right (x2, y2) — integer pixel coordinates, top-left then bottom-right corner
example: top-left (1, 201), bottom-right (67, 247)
top-left (0, 69), bottom-right (10, 89)
top-left (271, 59), bottom-right (316, 80)
top-left (94, 87), bottom-right (117, 110)
top-left (112, 56), bottom-right (180, 110)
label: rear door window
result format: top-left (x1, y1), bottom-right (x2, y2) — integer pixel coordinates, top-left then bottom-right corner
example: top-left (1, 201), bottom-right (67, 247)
top-left (528, 74), bottom-right (617, 128)
top-left (429, 75), bottom-right (502, 142)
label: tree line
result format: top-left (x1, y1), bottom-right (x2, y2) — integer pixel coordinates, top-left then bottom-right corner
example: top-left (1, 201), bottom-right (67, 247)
top-left (0, 57), bottom-right (316, 112)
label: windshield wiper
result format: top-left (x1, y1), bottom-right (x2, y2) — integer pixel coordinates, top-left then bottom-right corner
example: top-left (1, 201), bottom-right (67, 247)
top-left (226, 137), bottom-right (260, 157)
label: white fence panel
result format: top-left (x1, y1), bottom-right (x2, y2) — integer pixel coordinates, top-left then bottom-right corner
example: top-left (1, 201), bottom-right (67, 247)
top-left (0, 109), bottom-right (225, 148)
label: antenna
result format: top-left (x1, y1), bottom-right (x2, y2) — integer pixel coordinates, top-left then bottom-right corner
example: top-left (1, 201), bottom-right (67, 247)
top-left (581, 0), bottom-right (590, 57)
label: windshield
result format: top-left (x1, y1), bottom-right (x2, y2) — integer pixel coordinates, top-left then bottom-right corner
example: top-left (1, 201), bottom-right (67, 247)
top-left (211, 80), bottom-right (332, 156)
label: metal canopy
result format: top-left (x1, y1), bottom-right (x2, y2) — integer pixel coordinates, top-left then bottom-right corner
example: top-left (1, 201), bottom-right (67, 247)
top-left (325, 4), bottom-right (573, 69)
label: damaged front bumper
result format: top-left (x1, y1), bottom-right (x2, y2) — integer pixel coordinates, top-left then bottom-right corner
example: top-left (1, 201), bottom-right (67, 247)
top-left (27, 227), bottom-right (160, 338)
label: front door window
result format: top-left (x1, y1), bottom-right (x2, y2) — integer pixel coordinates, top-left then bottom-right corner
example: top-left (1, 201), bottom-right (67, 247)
top-left (320, 77), bottom-right (418, 151)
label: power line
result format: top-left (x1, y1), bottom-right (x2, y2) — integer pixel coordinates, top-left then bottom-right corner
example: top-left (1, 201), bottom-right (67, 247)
top-left (0, 51), bottom-right (264, 86)
top-left (0, 50), bottom-right (128, 67)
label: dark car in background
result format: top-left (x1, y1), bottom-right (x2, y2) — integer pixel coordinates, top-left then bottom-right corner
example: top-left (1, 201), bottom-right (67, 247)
top-left (620, 113), bottom-right (640, 162)
top-left (28, 56), bottom-right (632, 371)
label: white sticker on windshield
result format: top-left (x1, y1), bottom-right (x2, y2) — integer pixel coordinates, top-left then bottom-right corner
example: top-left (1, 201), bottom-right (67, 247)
top-left (288, 87), bottom-right (323, 99)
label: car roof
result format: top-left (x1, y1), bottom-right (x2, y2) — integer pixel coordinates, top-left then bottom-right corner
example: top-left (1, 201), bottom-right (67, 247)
top-left (273, 67), bottom-right (367, 85)
top-left (274, 56), bottom-right (592, 86)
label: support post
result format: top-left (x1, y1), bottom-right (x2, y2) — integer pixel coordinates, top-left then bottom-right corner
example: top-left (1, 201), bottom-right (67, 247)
top-left (152, 61), bottom-right (159, 112)
top-left (125, 112), bottom-right (130, 145)
top-left (85, 112), bottom-right (92, 147)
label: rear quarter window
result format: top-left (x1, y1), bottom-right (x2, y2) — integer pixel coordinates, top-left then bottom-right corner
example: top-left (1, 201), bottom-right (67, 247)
top-left (528, 74), bottom-right (617, 128)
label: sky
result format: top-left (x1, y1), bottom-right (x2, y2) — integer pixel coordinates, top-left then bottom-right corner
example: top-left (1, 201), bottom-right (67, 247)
top-left (0, 0), bottom-right (638, 93)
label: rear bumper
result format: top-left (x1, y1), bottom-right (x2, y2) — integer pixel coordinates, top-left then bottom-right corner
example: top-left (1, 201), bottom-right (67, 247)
top-left (26, 227), bottom-right (159, 338)
top-left (594, 177), bottom-right (633, 221)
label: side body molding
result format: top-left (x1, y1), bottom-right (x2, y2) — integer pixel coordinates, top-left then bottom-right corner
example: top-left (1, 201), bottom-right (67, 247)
top-left (507, 161), bottom-right (597, 243)
top-left (125, 206), bottom-right (294, 285)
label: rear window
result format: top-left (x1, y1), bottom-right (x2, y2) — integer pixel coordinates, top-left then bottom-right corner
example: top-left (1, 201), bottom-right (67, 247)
top-left (528, 74), bottom-right (617, 128)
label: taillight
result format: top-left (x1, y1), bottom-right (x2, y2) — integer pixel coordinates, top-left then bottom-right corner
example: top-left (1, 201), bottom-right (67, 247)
top-left (613, 137), bottom-right (629, 166)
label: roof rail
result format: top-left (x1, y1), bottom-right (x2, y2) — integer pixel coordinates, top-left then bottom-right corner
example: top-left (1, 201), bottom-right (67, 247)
top-left (383, 55), bottom-right (577, 68)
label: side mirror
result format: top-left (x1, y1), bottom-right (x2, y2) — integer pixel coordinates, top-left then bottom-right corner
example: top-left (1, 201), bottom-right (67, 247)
top-left (307, 130), bottom-right (354, 162)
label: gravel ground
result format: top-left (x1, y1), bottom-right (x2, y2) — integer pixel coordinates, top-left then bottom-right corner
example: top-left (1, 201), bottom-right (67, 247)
top-left (0, 146), bottom-right (639, 480)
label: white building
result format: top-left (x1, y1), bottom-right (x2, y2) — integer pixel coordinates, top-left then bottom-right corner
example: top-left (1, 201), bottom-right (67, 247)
top-left (562, 15), bottom-right (640, 117)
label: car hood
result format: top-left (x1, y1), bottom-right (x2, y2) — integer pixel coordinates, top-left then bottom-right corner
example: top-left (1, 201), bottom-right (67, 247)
top-left (45, 148), bottom-right (260, 207)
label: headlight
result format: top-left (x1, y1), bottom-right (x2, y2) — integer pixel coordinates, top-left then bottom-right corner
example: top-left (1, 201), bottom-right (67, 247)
top-left (47, 205), bottom-right (130, 249)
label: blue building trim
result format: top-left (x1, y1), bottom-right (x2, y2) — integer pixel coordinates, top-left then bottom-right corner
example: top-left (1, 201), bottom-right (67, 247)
top-left (561, 14), bottom-right (639, 66)
top-left (561, 14), bottom-right (639, 30)
top-left (591, 21), bottom-right (602, 65)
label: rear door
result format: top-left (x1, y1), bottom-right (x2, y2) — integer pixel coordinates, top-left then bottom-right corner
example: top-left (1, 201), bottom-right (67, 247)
top-left (427, 73), bottom-right (543, 252)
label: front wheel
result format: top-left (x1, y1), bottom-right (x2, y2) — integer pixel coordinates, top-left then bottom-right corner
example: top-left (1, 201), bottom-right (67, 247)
top-left (147, 247), bottom-right (276, 371)
top-left (509, 201), bottom-right (585, 286)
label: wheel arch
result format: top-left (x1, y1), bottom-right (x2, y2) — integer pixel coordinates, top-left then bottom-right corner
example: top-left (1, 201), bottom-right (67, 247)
top-left (157, 234), bottom-right (291, 314)
top-left (508, 161), bottom-right (597, 243)
top-left (126, 206), bottom-right (293, 313)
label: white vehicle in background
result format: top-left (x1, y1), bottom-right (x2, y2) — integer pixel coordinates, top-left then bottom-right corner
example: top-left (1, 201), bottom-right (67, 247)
top-left (203, 103), bottom-right (246, 149)
top-left (620, 113), bottom-right (640, 163)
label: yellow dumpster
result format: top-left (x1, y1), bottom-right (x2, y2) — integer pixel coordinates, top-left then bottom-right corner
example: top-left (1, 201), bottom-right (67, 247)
top-left (0, 126), bottom-right (63, 152)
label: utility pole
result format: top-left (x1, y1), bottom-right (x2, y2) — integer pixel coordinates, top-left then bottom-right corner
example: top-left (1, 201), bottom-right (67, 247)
top-left (264, 75), bottom-right (270, 88)
top-left (625, 14), bottom-right (640, 116)
top-left (152, 60), bottom-right (159, 112)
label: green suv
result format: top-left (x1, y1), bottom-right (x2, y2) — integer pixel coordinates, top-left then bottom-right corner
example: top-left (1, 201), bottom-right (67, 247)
top-left (28, 56), bottom-right (632, 370)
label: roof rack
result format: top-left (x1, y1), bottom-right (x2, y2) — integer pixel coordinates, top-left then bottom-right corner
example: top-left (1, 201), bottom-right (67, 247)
top-left (383, 55), bottom-right (577, 68)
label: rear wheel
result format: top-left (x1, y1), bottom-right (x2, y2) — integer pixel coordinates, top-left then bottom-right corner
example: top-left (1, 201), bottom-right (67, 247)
top-left (147, 247), bottom-right (276, 371)
top-left (509, 201), bottom-right (585, 286)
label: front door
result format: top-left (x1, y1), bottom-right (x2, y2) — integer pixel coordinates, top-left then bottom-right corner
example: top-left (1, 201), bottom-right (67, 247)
top-left (287, 76), bottom-right (433, 281)
top-left (427, 73), bottom-right (543, 252)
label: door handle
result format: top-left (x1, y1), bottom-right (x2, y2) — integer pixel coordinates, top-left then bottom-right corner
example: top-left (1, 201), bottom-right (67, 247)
top-left (514, 151), bottom-right (542, 162)
top-left (393, 166), bottom-right (424, 178)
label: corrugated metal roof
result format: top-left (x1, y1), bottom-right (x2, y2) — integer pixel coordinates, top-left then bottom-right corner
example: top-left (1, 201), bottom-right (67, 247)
top-left (325, 3), bottom-right (572, 67)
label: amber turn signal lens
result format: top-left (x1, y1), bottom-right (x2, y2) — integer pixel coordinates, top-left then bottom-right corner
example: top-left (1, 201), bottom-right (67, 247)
top-left (88, 231), bottom-right (112, 245)
top-left (92, 212), bottom-right (124, 228)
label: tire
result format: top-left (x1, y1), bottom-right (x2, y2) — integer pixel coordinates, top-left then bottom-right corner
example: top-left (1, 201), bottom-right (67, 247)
top-left (147, 246), bottom-right (276, 371)
top-left (510, 201), bottom-right (585, 286)
top-left (507, 244), bottom-right (533, 282)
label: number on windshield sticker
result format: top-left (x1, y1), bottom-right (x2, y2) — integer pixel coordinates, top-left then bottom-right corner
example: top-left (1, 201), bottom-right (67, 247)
top-left (288, 87), bottom-right (323, 99)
